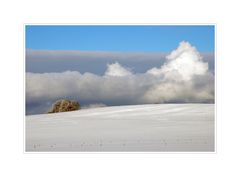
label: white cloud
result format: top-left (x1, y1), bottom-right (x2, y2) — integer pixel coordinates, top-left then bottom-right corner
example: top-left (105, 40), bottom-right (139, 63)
top-left (147, 41), bottom-right (208, 81)
top-left (26, 41), bottom-right (214, 114)
top-left (105, 62), bottom-right (132, 76)
top-left (144, 41), bottom-right (213, 103)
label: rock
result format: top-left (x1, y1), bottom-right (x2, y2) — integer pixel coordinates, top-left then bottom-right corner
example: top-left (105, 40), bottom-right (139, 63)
top-left (48, 99), bottom-right (80, 113)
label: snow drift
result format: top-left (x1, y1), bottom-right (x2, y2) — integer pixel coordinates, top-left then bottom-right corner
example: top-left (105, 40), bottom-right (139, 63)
top-left (26, 104), bottom-right (214, 152)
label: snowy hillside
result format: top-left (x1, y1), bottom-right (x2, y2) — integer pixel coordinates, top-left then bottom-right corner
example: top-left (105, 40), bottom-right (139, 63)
top-left (26, 104), bottom-right (214, 152)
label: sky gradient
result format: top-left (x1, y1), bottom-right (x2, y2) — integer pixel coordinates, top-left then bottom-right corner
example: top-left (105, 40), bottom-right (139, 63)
top-left (26, 25), bottom-right (215, 52)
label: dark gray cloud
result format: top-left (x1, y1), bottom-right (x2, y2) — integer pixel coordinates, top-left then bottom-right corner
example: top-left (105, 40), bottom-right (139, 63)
top-left (26, 49), bottom-right (214, 74)
top-left (26, 41), bottom-right (215, 115)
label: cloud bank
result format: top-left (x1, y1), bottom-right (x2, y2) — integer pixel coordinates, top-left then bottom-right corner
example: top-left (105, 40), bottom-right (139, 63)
top-left (26, 48), bottom-right (214, 74)
top-left (26, 41), bottom-right (214, 114)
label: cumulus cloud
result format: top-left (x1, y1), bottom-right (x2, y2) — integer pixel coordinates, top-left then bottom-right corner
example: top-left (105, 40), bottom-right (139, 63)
top-left (143, 41), bottom-right (214, 103)
top-left (147, 41), bottom-right (208, 80)
top-left (105, 62), bottom-right (132, 76)
top-left (26, 41), bottom-right (214, 114)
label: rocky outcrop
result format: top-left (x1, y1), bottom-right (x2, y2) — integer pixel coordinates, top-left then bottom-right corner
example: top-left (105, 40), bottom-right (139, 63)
top-left (48, 99), bottom-right (80, 113)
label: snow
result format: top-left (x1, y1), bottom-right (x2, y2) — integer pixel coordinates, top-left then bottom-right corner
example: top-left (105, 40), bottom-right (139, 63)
top-left (26, 104), bottom-right (214, 152)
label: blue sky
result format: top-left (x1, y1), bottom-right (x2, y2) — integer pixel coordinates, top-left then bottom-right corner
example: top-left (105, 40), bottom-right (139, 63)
top-left (26, 25), bottom-right (214, 52)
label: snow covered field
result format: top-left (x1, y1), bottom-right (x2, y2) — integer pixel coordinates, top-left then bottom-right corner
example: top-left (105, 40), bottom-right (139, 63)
top-left (25, 104), bottom-right (214, 152)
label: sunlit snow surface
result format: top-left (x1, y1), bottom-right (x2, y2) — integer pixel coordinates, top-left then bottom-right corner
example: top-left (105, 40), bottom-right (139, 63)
top-left (26, 104), bottom-right (214, 152)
